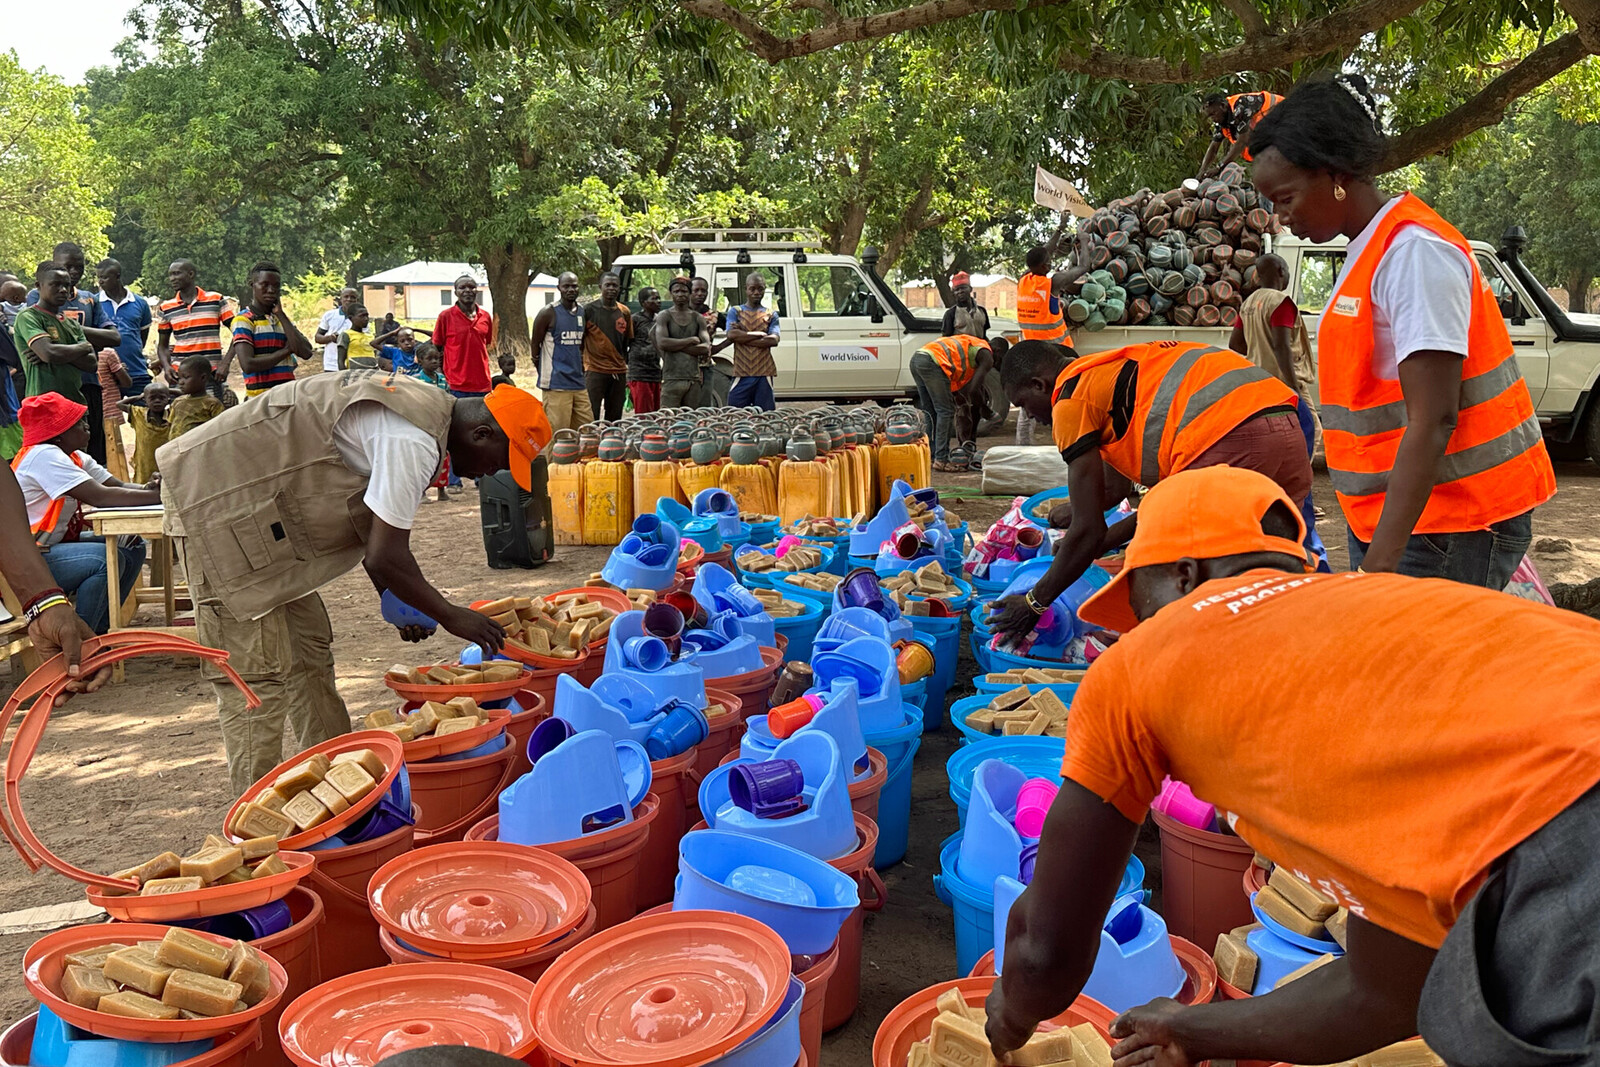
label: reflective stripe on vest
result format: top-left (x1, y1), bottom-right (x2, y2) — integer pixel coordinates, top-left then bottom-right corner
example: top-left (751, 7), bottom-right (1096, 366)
top-left (918, 335), bottom-right (985, 392)
top-left (1053, 340), bottom-right (1297, 486)
top-left (1315, 193), bottom-right (1555, 539)
top-left (1017, 273), bottom-right (1069, 344)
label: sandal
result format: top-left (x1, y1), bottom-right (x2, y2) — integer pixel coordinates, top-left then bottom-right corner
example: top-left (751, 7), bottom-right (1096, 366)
top-left (933, 461), bottom-right (959, 472)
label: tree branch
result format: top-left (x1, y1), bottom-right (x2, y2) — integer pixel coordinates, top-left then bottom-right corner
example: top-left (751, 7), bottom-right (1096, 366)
top-left (1559, 0), bottom-right (1600, 52)
top-left (1382, 32), bottom-right (1589, 169)
top-left (789, 0), bottom-right (841, 21)
top-left (1217, 0), bottom-right (1268, 38)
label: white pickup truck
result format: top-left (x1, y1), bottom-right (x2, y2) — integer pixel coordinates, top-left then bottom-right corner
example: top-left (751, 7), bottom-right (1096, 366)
top-left (1055, 225), bottom-right (1600, 462)
top-left (613, 229), bottom-right (1020, 432)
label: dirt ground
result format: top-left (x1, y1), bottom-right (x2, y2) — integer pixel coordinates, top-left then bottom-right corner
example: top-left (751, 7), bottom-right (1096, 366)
top-left (2, 411), bottom-right (1598, 1061)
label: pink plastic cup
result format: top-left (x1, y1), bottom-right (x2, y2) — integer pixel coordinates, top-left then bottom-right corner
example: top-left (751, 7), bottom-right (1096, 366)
top-left (1152, 777), bottom-right (1217, 831)
top-left (1013, 778), bottom-right (1060, 839)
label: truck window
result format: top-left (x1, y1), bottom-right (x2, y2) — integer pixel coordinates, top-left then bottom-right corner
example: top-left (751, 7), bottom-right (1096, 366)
top-left (713, 266), bottom-right (787, 319)
top-left (616, 266), bottom-right (683, 310)
top-left (1295, 252), bottom-right (1345, 314)
top-left (1475, 253), bottom-right (1530, 321)
top-left (797, 265), bottom-right (874, 317)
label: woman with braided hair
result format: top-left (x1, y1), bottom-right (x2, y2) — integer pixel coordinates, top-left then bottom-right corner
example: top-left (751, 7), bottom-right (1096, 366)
top-left (1250, 73), bottom-right (1554, 588)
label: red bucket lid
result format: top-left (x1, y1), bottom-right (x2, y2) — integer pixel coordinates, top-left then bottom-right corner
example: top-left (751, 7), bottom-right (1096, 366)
top-left (529, 909), bottom-right (791, 1067)
top-left (278, 962), bottom-right (539, 1066)
top-left (223, 732), bottom-right (406, 851)
top-left (366, 841), bottom-right (591, 960)
top-left (24, 922), bottom-right (288, 1043)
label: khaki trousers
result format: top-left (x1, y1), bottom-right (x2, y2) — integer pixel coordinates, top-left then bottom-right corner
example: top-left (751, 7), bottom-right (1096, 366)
top-left (542, 389), bottom-right (593, 433)
top-left (176, 538), bottom-right (352, 796)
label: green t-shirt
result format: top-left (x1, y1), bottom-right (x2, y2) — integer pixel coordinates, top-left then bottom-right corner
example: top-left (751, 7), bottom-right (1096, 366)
top-left (14, 306), bottom-right (88, 404)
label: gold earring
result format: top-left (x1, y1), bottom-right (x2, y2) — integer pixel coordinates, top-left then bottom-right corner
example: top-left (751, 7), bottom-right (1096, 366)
top-left (1333, 184), bottom-right (1347, 201)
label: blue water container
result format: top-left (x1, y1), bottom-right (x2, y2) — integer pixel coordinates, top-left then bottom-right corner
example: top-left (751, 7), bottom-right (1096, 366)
top-left (862, 704), bottom-right (922, 868)
top-left (675, 831), bottom-right (858, 954)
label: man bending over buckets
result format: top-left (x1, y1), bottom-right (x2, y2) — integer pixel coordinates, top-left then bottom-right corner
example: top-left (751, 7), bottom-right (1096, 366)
top-left (985, 464), bottom-right (1600, 1067)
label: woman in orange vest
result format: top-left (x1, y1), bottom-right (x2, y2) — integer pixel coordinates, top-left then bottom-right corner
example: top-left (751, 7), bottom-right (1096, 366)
top-left (990, 338), bottom-right (1311, 641)
top-left (10, 393), bottom-right (161, 634)
top-left (910, 334), bottom-right (1005, 471)
top-left (1198, 90), bottom-right (1284, 178)
top-left (1251, 74), bottom-right (1555, 587)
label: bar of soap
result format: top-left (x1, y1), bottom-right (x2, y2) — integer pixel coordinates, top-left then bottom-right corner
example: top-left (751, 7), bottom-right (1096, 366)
top-left (1365, 1039), bottom-right (1445, 1067)
top-left (112, 851), bottom-right (181, 886)
top-left (1213, 932), bottom-right (1258, 991)
top-left (1268, 867), bottom-right (1339, 922)
top-left (325, 761), bottom-right (377, 804)
top-left (1255, 884), bottom-right (1327, 939)
top-left (251, 853), bottom-right (291, 879)
top-left (375, 721), bottom-right (417, 743)
top-left (156, 928), bottom-right (231, 978)
top-left (99, 991), bottom-right (181, 1020)
top-left (332, 748), bottom-right (386, 781)
top-left (406, 705), bottom-right (441, 737)
top-left (203, 834), bottom-right (231, 852)
top-left (254, 789), bottom-right (289, 814)
top-left (434, 717), bottom-right (480, 737)
top-left (928, 1011), bottom-right (989, 1067)
top-left (424, 666), bottom-right (460, 684)
top-left (1069, 1022), bottom-right (1114, 1067)
top-left (103, 947), bottom-right (174, 996)
top-left (281, 791), bottom-right (332, 832)
top-left (934, 988), bottom-right (976, 1022)
top-left (161, 970), bottom-right (244, 1017)
top-left (310, 780), bottom-right (351, 816)
top-left (64, 943), bottom-right (128, 969)
top-left (227, 941), bottom-right (272, 1005)
top-left (362, 708), bottom-right (398, 729)
top-left (908, 1039), bottom-right (932, 1067)
top-left (141, 877), bottom-right (204, 896)
top-left (216, 866), bottom-right (253, 885)
top-left (445, 697), bottom-right (481, 718)
top-left (62, 964), bottom-right (119, 1010)
top-left (233, 802), bottom-right (296, 842)
top-left (384, 665), bottom-right (414, 684)
top-left (1007, 1028), bottom-right (1076, 1067)
top-left (1326, 907), bottom-right (1349, 950)
top-left (181, 846), bottom-right (244, 884)
top-left (239, 836), bottom-right (279, 862)
top-left (424, 699), bottom-right (463, 721)
top-left (273, 755), bottom-right (330, 797)
top-left (1274, 952), bottom-right (1337, 990)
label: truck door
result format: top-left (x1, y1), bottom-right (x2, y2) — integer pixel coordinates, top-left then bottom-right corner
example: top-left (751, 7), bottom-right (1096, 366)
top-left (1475, 252), bottom-right (1549, 407)
top-left (711, 263), bottom-right (797, 393)
top-left (793, 263), bottom-right (901, 392)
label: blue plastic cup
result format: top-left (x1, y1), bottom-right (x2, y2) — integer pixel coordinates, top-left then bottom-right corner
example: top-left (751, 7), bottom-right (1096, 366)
top-left (646, 702), bottom-right (710, 759)
top-left (526, 716), bottom-right (575, 766)
top-left (624, 635), bottom-right (670, 672)
top-left (729, 758), bottom-right (806, 817)
top-left (206, 899), bottom-right (293, 940)
top-left (632, 513), bottom-right (664, 540)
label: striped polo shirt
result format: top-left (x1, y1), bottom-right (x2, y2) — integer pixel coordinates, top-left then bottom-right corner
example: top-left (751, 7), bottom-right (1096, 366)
top-left (158, 288), bottom-right (234, 366)
top-left (231, 307), bottom-right (295, 395)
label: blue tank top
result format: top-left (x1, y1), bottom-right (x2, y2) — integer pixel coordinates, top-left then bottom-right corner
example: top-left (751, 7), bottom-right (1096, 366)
top-left (539, 304), bottom-right (586, 391)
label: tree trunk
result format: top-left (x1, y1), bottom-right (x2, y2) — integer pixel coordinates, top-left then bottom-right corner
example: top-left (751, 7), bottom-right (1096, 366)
top-left (597, 235), bottom-right (632, 276)
top-left (482, 242), bottom-right (534, 365)
top-left (830, 202), bottom-right (868, 256)
top-left (1566, 269), bottom-right (1592, 313)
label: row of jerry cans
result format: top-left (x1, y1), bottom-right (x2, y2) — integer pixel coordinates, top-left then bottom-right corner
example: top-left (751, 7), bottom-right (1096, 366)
top-left (552, 437), bottom-right (930, 546)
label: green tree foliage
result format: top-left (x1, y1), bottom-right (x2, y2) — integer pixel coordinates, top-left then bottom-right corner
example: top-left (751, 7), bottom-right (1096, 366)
top-left (0, 51), bottom-right (111, 275)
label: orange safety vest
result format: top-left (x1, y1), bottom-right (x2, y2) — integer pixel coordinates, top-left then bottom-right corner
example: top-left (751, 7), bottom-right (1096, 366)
top-left (1053, 341), bottom-right (1297, 486)
top-left (918, 334), bottom-right (988, 392)
top-left (1217, 92), bottom-right (1283, 145)
top-left (1316, 194), bottom-right (1555, 540)
top-left (9, 445), bottom-right (84, 545)
top-left (1017, 272), bottom-right (1069, 345)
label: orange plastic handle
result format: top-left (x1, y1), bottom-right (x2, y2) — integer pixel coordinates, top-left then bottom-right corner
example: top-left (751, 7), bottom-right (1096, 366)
top-left (0, 632), bottom-right (259, 890)
top-left (857, 866), bottom-right (888, 913)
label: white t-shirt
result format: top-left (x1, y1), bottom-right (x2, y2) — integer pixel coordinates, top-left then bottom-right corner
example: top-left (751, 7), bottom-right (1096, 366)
top-left (1322, 196), bottom-right (1474, 381)
top-left (330, 401), bottom-right (445, 530)
top-left (318, 309), bottom-right (351, 372)
top-left (14, 446), bottom-right (112, 547)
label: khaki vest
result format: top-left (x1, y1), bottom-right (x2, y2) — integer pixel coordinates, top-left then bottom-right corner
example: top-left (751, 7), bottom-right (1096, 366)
top-left (157, 370), bottom-right (456, 620)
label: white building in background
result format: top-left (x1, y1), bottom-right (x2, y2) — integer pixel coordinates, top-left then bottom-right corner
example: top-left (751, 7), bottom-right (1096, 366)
top-left (358, 261), bottom-right (561, 323)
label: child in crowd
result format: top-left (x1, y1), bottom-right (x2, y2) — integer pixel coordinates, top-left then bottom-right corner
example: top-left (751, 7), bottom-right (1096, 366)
top-left (378, 326), bottom-right (421, 374)
top-left (117, 381), bottom-right (174, 484)
top-left (169, 355), bottom-right (226, 439)
top-left (414, 343), bottom-right (454, 500)
top-left (340, 306), bottom-right (379, 369)
top-left (96, 346), bottom-right (133, 481)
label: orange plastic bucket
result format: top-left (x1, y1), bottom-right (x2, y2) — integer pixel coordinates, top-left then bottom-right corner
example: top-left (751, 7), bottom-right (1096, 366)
top-left (244, 887), bottom-right (324, 1067)
top-left (379, 902), bottom-right (598, 982)
top-left (707, 646), bottom-right (784, 723)
top-left (1243, 861), bottom-right (1270, 896)
top-left (797, 942), bottom-right (839, 1067)
top-left (637, 748), bottom-right (700, 910)
top-left (847, 748), bottom-right (888, 825)
top-left (505, 688), bottom-right (550, 781)
top-left (466, 793), bottom-right (661, 931)
top-left (1152, 808), bottom-right (1256, 950)
top-left (872, 976), bottom-right (1115, 1067)
top-left (0, 1013), bottom-right (262, 1067)
top-left (968, 934), bottom-right (1219, 1004)
top-left (410, 739), bottom-right (518, 845)
top-left (694, 686), bottom-right (746, 781)
top-left (516, 668), bottom-right (566, 727)
top-left (304, 818), bottom-right (416, 979)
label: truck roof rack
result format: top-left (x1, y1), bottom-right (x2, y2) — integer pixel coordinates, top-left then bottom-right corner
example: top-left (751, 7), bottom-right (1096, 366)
top-left (661, 228), bottom-right (827, 252)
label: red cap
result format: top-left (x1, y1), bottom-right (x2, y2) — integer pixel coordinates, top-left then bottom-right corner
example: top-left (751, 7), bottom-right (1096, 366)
top-left (19, 393), bottom-right (88, 448)
top-left (1078, 466), bottom-right (1311, 634)
top-left (950, 271), bottom-right (972, 287)
top-left (484, 384), bottom-right (553, 491)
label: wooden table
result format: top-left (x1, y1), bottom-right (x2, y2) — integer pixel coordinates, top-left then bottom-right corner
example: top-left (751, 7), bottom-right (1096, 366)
top-left (83, 506), bottom-right (188, 680)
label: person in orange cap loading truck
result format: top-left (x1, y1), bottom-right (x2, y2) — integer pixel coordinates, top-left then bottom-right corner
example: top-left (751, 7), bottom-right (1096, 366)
top-left (986, 464), bottom-right (1600, 1067)
top-left (157, 368), bottom-right (552, 793)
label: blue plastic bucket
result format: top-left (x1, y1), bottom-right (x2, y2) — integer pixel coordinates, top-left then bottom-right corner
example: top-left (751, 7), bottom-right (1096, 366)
top-left (899, 677), bottom-right (928, 716)
top-left (771, 595), bottom-right (825, 664)
top-left (948, 694), bottom-right (996, 745)
top-left (863, 705), bottom-right (922, 868)
top-left (708, 975), bottom-right (804, 1067)
top-left (797, 532), bottom-right (851, 575)
top-left (968, 604), bottom-right (993, 674)
top-left (987, 645), bottom-right (1090, 675)
top-left (738, 544), bottom-right (837, 590)
top-left (973, 678), bottom-right (1080, 703)
top-left (772, 574), bottom-right (835, 614)
top-left (947, 737), bottom-right (1067, 826)
top-left (909, 613), bottom-right (961, 729)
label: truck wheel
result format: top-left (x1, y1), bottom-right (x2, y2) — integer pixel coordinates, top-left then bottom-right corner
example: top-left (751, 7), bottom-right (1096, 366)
top-left (978, 367), bottom-right (1009, 437)
top-left (1581, 402), bottom-right (1600, 464)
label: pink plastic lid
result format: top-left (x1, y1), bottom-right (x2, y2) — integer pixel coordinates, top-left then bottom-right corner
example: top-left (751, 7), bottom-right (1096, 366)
top-left (278, 962), bottom-right (539, 1066)
top-left (529, 909), bottom-right (791, 1067)
top-left (366, 842), bottom-right (591, 960)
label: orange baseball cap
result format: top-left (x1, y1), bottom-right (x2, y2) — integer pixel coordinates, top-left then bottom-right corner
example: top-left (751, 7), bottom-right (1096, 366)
top-left (1077, 465), bottom-right (1311, 634)
top-left (484, 384), bottom-right (553, 491)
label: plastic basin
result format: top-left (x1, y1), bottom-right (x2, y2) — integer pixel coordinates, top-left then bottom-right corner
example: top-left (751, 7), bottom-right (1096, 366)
top-left (947, 737), bottom-right (1067, 826)
top-left (675, 831), bottom-right (859, 955)
top-left (378, 903), bottom-right (598, 983)
top-left (871, 976), bottom-right (1114, 1067)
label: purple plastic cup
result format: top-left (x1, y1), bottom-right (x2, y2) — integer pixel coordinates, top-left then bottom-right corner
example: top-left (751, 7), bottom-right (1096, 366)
top-left (839, 567), bottom-right (887, 611)
top-left (644, 601), bottom-right (686, 640)
top-left (1019, 843), bottom-right (1039, 885)
top-left (729, 758), bottom-right (806, 818)
top-left (526, 716), bottom-right (576, 766)
top-left (206, 899), bottom-right (294, 941)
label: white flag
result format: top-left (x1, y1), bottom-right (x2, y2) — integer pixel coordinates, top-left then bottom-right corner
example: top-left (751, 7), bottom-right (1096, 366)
top-left (1034, 165), bottom-right (1094, 218)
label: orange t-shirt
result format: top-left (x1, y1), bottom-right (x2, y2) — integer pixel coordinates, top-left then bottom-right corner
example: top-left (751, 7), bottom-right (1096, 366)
top-left (1062, 569), bottom-right (1600, 948)
top-left (1051, 361), bottom-right (1131, 466)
